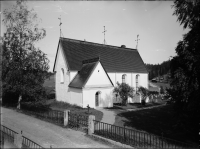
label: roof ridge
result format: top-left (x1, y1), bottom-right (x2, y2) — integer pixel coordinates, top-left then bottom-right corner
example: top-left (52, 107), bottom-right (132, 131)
top-left (60, 37), bottom-right (137, 52)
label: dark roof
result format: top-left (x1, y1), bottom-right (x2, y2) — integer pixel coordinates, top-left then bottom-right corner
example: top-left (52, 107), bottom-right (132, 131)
top-left (54, 37), bottom-right (148, 73)
top-left (68, 60), bottom-right (98, 88)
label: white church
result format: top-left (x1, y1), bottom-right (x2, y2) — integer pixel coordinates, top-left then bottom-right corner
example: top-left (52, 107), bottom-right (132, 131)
top-left (53, 37), bottom-right (148, 108)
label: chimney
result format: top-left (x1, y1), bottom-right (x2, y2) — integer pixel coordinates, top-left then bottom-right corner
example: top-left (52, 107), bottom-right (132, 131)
top-left (121, 45), bottom-right (126, 48)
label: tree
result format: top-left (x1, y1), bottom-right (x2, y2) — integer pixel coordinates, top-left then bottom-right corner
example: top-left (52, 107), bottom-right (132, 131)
top-left (113, 82), bottom-right (134, 106)
top-left (138, 86), bottom-right (149, 105)
top-left (2, 0), bottom-right (50, 105)
top-left (169, 0), bottom-right (200, 142)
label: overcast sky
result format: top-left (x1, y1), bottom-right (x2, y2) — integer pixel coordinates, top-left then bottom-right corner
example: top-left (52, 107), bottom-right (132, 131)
top-left (1, 1), bottom-right (188, 72)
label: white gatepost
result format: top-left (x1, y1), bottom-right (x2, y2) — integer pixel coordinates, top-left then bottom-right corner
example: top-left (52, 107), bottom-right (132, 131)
top-left (88, 115), bottom-right (95, 135)
top-left (64, 110), bottom-right (70, 126)
top-left (14, 130), bottom-right (23, 148)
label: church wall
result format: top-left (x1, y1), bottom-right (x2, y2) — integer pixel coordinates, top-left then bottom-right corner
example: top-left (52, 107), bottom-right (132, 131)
top-left (68, 88), bottom-right (83, 107)
top-left (85, 62), bottom-right (112, 87)
top-left (70, 71), bottom-right (77, 82)
top-left (107, 72), bottom-right (148, 89)
top-left (55, 44), bottom-right (71, 102)
top-left (139, 73), bottom-right (149, 89)
top-left (82, 87), bottom-right (113, 109)
top-left (108, 72), bottom-right (148, 103)
top-left (107, 73), bottom-right (116, 86)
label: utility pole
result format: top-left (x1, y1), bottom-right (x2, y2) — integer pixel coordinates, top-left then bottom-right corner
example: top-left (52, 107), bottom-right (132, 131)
top-left (102, 26), bottom-right (107, 45)
top-left (135, 34), bottom-right (140, 50)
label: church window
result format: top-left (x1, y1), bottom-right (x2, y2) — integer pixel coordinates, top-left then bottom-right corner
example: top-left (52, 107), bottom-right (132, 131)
top-left (122, 74), bottom-right (127, 83)
top-left (61, 68), bottom-right (64, 83)
top-left (136, 74), bottom-right (140, 92)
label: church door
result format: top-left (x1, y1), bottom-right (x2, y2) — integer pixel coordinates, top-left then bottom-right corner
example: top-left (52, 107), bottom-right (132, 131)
top-left (95, 92), bottom-right (100, 107)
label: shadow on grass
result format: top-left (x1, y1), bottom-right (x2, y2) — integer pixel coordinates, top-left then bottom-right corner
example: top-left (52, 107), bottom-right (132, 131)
top-left (104, 106), bottom-right (124, 110)
top-left (115, 104), bottom-right (197, 144)
top-left (112, 102), bottom-right (164, 110)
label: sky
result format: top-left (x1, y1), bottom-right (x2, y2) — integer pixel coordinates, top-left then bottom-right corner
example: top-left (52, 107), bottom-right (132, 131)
top-left (1, 1), bottom-right (188, 72)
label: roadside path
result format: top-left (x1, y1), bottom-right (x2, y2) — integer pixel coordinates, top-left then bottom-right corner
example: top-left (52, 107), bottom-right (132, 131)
top-left (1, 107), bottom-right (119, 148)
top-left (97, 108), bottom-right (116, 125)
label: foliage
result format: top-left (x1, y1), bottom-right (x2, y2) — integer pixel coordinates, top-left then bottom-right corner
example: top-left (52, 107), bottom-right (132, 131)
top-left (138, 86), bottom-right (150, 105)
top-left (138, 86), bottom-right (149, 97)
top-left (2, 0), bottom-right (50, 105)
top-left (160, 86), bottom-right (164, 94)
top-left (148, 91), bottom-right (159, 95)
top-left (145, 60), bottom-right (171, 80)
top-left (169, 0), bottom-right (200, 142)
top-left (113, 82), bottom-right (134, 106)
top-left (21, 101), bottom-right (50, 112)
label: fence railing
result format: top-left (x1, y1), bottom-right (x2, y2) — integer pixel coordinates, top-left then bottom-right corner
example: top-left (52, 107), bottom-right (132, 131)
top-left (93, 120), bottom-right (197, 149)
top-left (68, 112), bottom-right (88, 133)
top-left (0, 125), bottom-right (18, 144)
top-left (20, 106), bottom-right (64, 125)
top-left (22, 136), bottom-right (44, 148)
top-left (0, 125), bottom-right (44, 148)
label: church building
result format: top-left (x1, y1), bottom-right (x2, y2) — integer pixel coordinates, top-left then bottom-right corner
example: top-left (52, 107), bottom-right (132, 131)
top-left (53, 37), bottom-right (148, 108)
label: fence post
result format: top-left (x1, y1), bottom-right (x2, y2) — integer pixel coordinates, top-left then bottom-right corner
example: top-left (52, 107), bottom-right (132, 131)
top-left (88, 115), bottom-right (95, 135)
top-left (123, 124), bottom-right (126, 144)
top-left (1, 132), bottom-right (4, 149)
top-left (64, 110), bottom-right (70, 127)
top-left (161, 132), bottom-right (163, 148)
top-left (14, 130), bottom-right (23, 148)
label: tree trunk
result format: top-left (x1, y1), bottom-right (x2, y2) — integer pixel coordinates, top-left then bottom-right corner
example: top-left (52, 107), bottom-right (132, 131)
top-left (122, 97), bottom-right (128, 106)
top-left (17, 95), bottom-right (22, 109)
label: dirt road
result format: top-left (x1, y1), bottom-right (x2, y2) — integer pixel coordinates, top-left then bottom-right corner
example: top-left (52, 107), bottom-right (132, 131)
top-left (1, 107), bottom-right (119, 148)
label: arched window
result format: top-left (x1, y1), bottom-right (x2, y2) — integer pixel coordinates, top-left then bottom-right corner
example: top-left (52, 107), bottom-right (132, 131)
top-left (60, 68), bottom-right (64, 83)
top-left (136, 74), bottom-right (140, 92)
top-left (122, 74), bottom-right (127, 83)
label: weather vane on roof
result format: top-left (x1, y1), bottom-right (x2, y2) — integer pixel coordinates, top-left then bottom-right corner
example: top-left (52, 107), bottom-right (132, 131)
top-left (58, 15), bottom-right (64, 38)
top-left (102, 26), bottom-right (107, 45)
top-left (135, 34), bottom-right (140, 50)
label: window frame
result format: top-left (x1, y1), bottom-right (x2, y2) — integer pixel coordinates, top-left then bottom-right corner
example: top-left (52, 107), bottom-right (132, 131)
top-left (122, 74), bottom-right (127, 83)
top-left (60, 68), bottom-right (64, 83)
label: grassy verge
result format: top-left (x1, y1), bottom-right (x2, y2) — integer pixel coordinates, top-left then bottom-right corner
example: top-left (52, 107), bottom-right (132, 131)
top-left (48, 100), bottom-right (103, 121)
top-left (113, 104), bottom-right (197, 145)
top-left (112, 102), bottom-right (165, 110)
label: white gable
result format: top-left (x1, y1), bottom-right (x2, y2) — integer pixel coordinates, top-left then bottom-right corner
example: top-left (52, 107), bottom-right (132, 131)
top-left (85, 62), bottom-right (113, 88)
top-left (54, 43), bottom-right (68, 72)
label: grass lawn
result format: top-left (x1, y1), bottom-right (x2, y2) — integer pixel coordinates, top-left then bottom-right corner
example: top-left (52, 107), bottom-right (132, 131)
top-left (47, 99), bottom-right (103, 121)
top-left (113, 104), bottom-right (196, 145)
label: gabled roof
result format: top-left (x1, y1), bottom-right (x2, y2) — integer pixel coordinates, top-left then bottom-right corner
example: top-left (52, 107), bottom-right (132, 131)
top-left (69, 57), bottom-right (113, 88)
top-left (53, 37), bottom-right (148, 73)
top-left (68, 62), bottom-right (97, 89)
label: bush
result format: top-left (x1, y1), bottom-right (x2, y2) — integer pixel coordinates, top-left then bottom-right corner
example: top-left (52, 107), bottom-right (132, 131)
top-left (47, 92), bottom-right (55, 100)
top-left (149, 91), bottom-right (159, 95)
top-left (138, 87), bottom-right (149, 97)
top-left (113, 82), bottom-right (134, 106)
top-left (141, 99), bottom-right (146, 106)
top-left (21, 101), bottom-right (50, 112)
